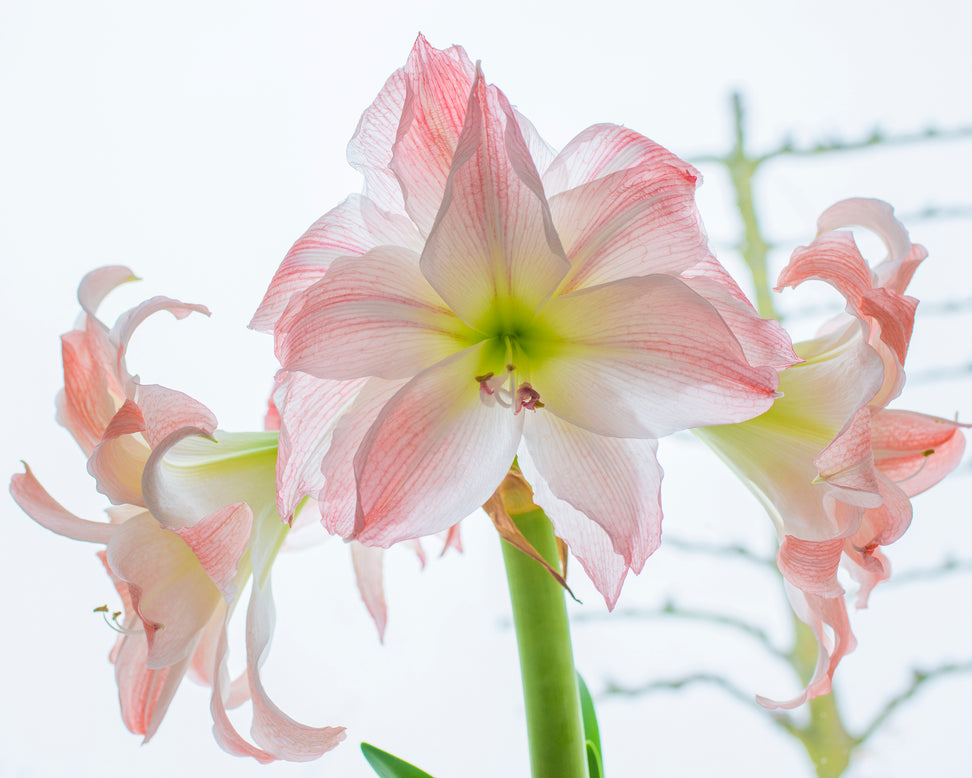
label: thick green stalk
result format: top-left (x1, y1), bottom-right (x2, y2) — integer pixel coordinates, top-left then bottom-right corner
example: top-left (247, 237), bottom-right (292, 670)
top-left (501, 507), bottom-right (589, 778)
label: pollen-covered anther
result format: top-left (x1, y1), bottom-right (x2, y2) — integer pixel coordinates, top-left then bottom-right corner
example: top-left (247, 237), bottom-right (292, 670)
top-left (477, 371), bottom-right (512, 407)
top-left (515, 382), bottom-right (543, 414)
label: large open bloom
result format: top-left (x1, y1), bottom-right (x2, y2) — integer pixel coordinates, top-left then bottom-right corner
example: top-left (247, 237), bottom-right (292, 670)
top-left (252, 35), bottom-right (797, 605)
top-left (696, 199), bottom-right (966, 707)
top-left (11, 268), bottom-right (345, 761)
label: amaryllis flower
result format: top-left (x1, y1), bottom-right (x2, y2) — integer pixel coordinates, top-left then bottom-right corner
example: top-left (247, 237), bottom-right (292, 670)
top-left (11, 268), bottom-right (345, 761)
top-left (252, 35), bottom-right (796, 605)
top-left (695, 199), bottom-right (966, 708)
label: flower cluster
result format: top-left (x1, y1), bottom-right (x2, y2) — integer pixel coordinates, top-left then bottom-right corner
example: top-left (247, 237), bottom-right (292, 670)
top-left (11, 35), bottom-right (966, 764)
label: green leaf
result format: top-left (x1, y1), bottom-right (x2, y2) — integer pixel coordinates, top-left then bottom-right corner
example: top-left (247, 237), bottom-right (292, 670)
top-left (586, 741), bottom-right (604, 778)
top-left (360, 742), bottom-right (436, 778)
top-left (577, 673), bottom-right (604, 777)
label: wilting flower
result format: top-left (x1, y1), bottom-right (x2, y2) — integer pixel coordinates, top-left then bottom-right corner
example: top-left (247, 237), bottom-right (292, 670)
top-left (10, 268), bottom-right (345, 760)
top-left (696, 199), bottom-right (966, 707)
top-left (251, 35), bottom-right (797, 606)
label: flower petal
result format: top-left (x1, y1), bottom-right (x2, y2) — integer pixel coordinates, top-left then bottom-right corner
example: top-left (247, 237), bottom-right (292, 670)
top-left (350, 542), bottom-right (387, 641)
top-left (175, 502), bottom-right (253, 600)
top-left (142, 428), bottom-right (278, 529)
top-left (9, 464), bottom-right (115, 544)
top-left (109, 296), bottom-right (211, 379)
top-left (815, 198), bottom-right (926, 293)
top-left (383, 34), bottom-right (477, 234)
top-left (210, 622), bottom-right (278, 765)
top-left (272, 370), bottom-right (369, 523)
top-left (77, 265), bottom-right (139, 319)
top-left (113, 630), bottom-right (192, 742)
top-left (420, 67), bottom-right (569, 329)
top-left (352, 346), bottom-right (524, 545)
top-left (319, 378), bottom-right (408, 537)
top-left (275, 246), bottom-right (474, 380)
top-left (534, 275), bottom-right (779, 438)
top-left (695, 324), bottom-right (884, 540)
top-left (56, 320), bottom-right (124, 456)
top-left (757, 585), bottom-right (856, 710)
top-left (544, 125), bottom-right (708, 292)
top-left (135, 383), bottom-right (218, 448)
top-left (871, 409), bottom-right (967, 497)
top-left (245, 579), bottom-right (347, 760)
top-left (250, 195), bottom-right (422, 332)
top-left (106, 513), bottom-right (221, 669)
top-left (519, 411), bottom-right (663, 589)
top-left (681, 255), bottom-right (799, 371)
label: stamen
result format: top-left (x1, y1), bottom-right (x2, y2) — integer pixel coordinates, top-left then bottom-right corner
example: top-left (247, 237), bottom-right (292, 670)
top-left (894, 449), bottom-right (934, 486)
top-left (94, 604), bottom-right (141, 635)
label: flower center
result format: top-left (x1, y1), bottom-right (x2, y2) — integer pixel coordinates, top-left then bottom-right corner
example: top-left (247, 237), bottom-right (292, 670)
top-left (469, 297), bottom-right (561, 413)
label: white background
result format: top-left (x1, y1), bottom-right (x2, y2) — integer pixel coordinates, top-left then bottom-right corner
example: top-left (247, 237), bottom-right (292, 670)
top-left (2, 1), bottom-right (970, 776)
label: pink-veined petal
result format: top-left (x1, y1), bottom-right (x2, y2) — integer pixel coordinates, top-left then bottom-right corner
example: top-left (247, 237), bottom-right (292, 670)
top-left (88, 428), bottom-right (151, 507)
top-left (135, 383), bottom-right (218, 448)
top-left (352, 346), bottom-right (524, 546)
top-left (57, 321), bottom-right (123, 456)
top-left (77, 265), bottom-right (140, 318)
top-left (682, 255), bottom-right (799, 371)
top-left (777, 535), bottom-right (845, 599)
top-left (542, 123), bottom-right (699, 198)
top-left (210, 621), bottom-right (277, 765)
top-left (272, 371), bottom-right (369, 523)
top-left (871, 408), bottom-right (968, 497)
top-left (250, 195), bottom-right (422, 332)
top-left (757, 585), bottom-right (856, 710)
top-left (87, 398), bottom-right (154, 507)
top-left (420, 67), bottom-right (569, 329)
top-left (246, 579), bottom-right (347, 759)
top-left (108, 297), bottom-right (211, 370)
top-left (106, 513), bottom-right (221, 669)
top-left (350, 542), bottom-right (387, 641)
top-left (175, 502), bottom-right (253, 600)
top-left (520, 411), bottom-right (663, 587)
top-left (10, 464), bottom-right (115, 544)
top-left (319, 378), bottom-right (408, 537)
top-left (816, 198), bottom-right (926, 293)
top-left (441, 523), bottom-right (463, 555)
top-left (843, 472), bottom-right (913, 577)
top-left (534, 275), bottom-right (779, 438)
top-left (275, 246), bottom-right (473, 381)
top-left (544, 125), bottom-right (708, 292)
top-left (514, 110), bottom-right (557, 178)
top-left (385, 34), bottom-right (477, 235)
top-left (778, 230), bottom-right (918, 405)
top-left (112, 629), bottom-right (193, 741)
top-left (814, 405), bottom-right (881, 505)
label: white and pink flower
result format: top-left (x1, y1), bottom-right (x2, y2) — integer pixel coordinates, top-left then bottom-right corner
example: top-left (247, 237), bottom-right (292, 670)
top-left (11, 268), bottom-right (345, 761)
top-left (253, 35), bottom-right (797, 606)
top-left (696, 199), bottom-right (966, 708)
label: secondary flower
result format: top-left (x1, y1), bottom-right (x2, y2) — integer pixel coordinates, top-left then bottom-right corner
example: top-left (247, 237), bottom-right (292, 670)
top-left (252, 35), bottom-right (797, 605)
top-left (11, 268), bottom-right (345, 761)
top-left (695, 199), bottom-right (966, 708)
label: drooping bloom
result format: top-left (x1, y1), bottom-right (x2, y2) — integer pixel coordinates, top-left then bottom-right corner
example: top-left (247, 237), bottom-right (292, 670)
top-left (252, 35), bottom-right (797, 605)
top-left (11, 268), bottom-right (345, 761)
top-left (696, 199), bottom-right (966, 708)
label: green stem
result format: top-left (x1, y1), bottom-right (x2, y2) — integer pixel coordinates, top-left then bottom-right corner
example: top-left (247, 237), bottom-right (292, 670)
top-left (725, 93), bottom-right (778, 321)
top-left (501, 508), bottom-right (589, 778)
